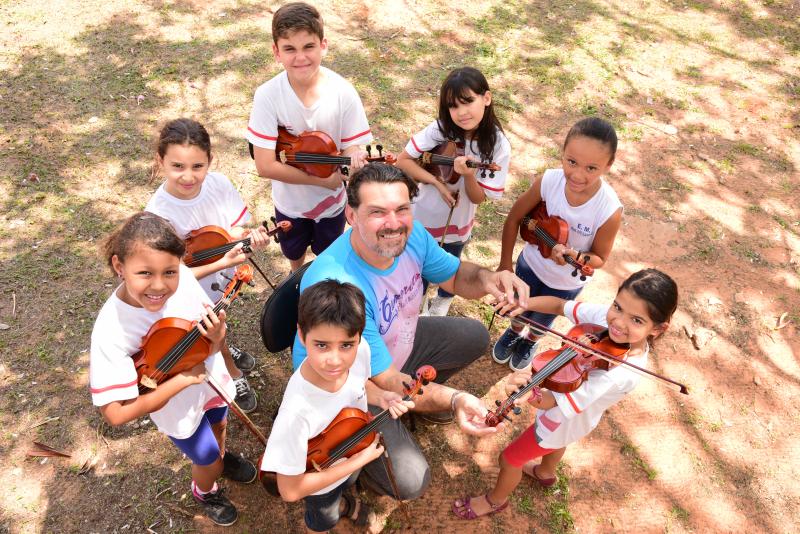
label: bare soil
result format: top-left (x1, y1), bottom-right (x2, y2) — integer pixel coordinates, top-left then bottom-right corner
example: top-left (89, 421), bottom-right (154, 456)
top-left (1, 1), bottom-right (798, 533)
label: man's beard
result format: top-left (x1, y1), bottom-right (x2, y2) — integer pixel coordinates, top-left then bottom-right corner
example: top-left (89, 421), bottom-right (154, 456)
top-left (363, 225), bottom-right (408, 258)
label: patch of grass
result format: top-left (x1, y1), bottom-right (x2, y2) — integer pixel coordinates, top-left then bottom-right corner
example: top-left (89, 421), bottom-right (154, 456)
top-left (617, 437), bottom-right (658, 480)
top-left (732, 142), bottom-right (761, 157)
top-left (545, 463), bottom-right (574, 533)
top-left (514, 492), bottom-right (537, 516)
top-left (670, 504), bottom-right (690, 523)
top-left (578, 97), bottom-right (598, 116)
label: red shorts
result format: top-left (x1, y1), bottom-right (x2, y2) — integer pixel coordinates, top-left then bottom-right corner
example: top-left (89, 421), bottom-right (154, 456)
top-left (502, 424), bottom-right (556, 467)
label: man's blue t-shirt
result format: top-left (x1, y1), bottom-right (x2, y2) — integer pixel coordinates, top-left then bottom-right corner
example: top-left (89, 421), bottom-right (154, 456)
top-left (293, 220), bottom-right (460, 375)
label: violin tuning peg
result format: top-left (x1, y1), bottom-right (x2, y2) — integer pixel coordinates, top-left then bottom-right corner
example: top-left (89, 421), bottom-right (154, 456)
top-left (580, 275), bottom-right (587, 281)
top-left (402, 381), bottom-right (410, 390)
top-left (571, 268), bottom-right (578, 277)
top-left (495, 399), bottom-right (502, 406)
top-left (341, 167), bottom-right (349, 177)
top-left (422, 379), bottom-right (429, 386)
top-left (489, 170), bottom-right (495, 178)
top-left (376, 144), bottom-right (383, 156)
top-left (210, 282), bottom-right (221, 292)
top-left (512, 407), bottom-right (522, 415)
top-left (480, 169), bottom-right (486, 178)
top-left (270, 216), bottom-right (278, 225)
top-left (417, 390), bottom-right (423, 396)
top-left (220, 272), bottom-right (233, 282)
top-left (366, 145), bottom-right (372, 157)
top-left (502, 414), bottom-right (514, 422)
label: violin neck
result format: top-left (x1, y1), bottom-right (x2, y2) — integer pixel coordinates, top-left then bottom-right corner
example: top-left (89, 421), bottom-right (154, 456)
top-left (288, 152), bottom-right (351, 165)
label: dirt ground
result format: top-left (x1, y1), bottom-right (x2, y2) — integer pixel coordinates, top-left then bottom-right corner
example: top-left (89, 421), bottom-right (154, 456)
top-left (1, 0), bottom-right (798, 533)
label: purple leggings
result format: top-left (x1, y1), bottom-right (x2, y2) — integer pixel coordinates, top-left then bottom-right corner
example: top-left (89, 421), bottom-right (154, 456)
top-left (168, 406), bottom-right (228, 466)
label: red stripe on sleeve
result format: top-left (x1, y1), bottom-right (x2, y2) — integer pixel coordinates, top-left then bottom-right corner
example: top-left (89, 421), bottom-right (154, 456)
top-left (90, 379), bottom-right (138, 394)
top-left (572, 302), bottom-right (581, 323)
top-left (341, 129), bottom-right (371, 143)
top-left (565, 392), bottom-right (582, 414)
top-left (230, 207), bottom-right (248, 227)
top-left (247, 127), bottom-right (278, 141)
top-left (478, 182), bottom-right (504, 192)
top-left (410, 136), bottom-right (422, 154)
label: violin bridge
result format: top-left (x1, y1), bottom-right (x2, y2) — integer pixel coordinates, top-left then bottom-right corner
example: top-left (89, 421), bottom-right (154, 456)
top-left (140, 375), bottom-right (157, 390)
top-left (279, 150), bottom-right (287, 164)
top-left (421, 152), bottom-right (432, 165)
top-left (311, 459), bottom-right (323, 472)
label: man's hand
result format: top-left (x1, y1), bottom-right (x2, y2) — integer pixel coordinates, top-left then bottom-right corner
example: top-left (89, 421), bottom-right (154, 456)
top-left (453, 392), bottom-right (504, 436)
top-left (479, 269), bottom-right (529, 310)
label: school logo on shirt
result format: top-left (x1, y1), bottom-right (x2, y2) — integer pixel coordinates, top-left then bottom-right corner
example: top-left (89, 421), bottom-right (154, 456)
top-left (377, 273), bottom-right (422, 335)
top-left (572, 222), bottom-right (593, 237)
top-left (379, 290), bottom-right (399, 334)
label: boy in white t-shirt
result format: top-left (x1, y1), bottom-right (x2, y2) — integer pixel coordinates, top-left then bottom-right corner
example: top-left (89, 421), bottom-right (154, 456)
top-left (261, 280), bottom-right (413, 533)
top-left (247, 2), bottom-right (373, 272)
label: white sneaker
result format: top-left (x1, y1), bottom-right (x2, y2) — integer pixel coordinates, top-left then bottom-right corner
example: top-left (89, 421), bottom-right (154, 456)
top-left (427, 295), bottom-right (454, 317)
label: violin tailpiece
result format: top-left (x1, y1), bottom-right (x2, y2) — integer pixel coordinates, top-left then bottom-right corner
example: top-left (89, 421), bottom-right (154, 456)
top-left (140, 375), bottom-right (157, 390)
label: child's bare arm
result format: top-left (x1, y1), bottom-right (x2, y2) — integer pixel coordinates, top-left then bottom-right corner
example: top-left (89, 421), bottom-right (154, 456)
top-left (276, 435), bottom-right (384, 502)
top-left (583, 207), bottom-right (623, 268)
top-left (99, 363), bottom-right (206, 426)
top-left (365, 380), bottom-right (414, 419)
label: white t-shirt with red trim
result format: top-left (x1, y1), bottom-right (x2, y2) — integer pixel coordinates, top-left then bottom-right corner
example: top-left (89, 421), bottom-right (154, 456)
top-left (246, 67), bottom-right (373, 221)
top-left (260, 338), bottom-right (371, 495)
top-left (521, 169), bottom-right (623, 290)
top-left (531, 300), bottom-right (648, 450)
top-left (145, 171), bottom-right (250, 300)
top-left (89, 264), bottom-right (236, 439)
top-left (404, 121), bottom-right (510, 244)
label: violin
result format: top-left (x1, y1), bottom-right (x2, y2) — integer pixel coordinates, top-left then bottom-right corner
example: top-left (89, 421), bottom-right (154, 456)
top-left (419, 140), bottom-right (501, 184)
top-left (132, 265), bottom-right (254, 392)
top-left (485, 313), bottom-right (689, 427)
top-left (183, 219), bottom-right (292, 267)
top-left (259, 365), bottom-right (437, 496)
top-left (276, 126), bottom-right (396, 178)
top-left (520, 201), bottom-right (594, 281)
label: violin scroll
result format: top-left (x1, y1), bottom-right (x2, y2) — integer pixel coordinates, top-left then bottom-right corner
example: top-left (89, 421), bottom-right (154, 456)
top-left (401, 365), bottom-right (437, 398)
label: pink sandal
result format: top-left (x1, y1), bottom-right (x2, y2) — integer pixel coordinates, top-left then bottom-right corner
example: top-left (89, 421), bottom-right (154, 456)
top-left (525, 463), bottom-right (557, 488)
top-left (452, 494), bottom-right (509, 520)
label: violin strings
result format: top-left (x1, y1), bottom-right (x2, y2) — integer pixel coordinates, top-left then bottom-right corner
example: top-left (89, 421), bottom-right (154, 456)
top-left (144, 289), bottom-right (236, 386)
top-left (322, 388), bottom-right (418, 467)
top-left (188, 238), bottom-right (251, 264)
top-left (322, 410), bottom-right (392, 468)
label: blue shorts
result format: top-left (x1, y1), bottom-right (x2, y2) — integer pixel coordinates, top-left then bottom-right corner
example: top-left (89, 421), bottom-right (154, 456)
top-left (274, 208), bottom-right (346, 261)
top-left (169, 406), bottom-right (228, 466)
top-left (515, 252), bottom-right (583, 333)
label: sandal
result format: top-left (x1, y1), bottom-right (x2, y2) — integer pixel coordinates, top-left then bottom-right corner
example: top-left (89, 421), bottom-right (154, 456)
top-left (452, 494), bottom-right (509, 520)
top-left (341, 489), bottom-right (371, 527)
top-left (523, 463), bottom-right (557, 488)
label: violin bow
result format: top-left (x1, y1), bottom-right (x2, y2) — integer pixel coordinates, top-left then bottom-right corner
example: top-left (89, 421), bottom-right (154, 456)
top-left (496, 310), bottom-right (689, 395)
top-left (205, 373), bottom-right (267, 445)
